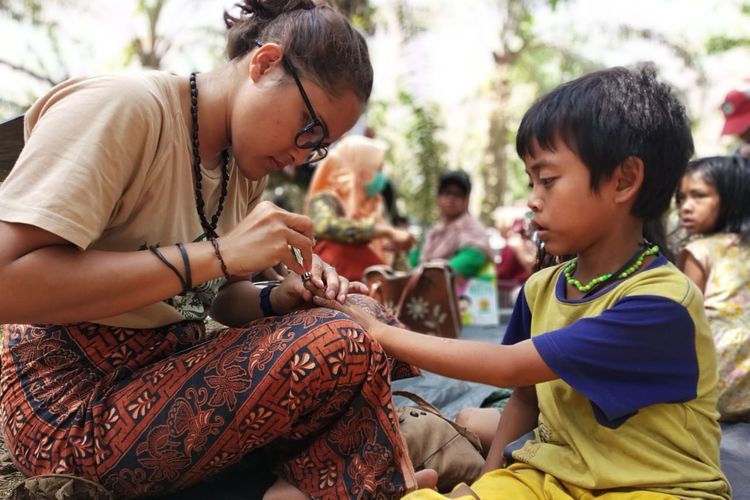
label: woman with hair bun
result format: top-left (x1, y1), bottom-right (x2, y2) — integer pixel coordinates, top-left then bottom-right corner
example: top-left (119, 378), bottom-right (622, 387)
top-left (0, 1), bottom-right (430, 497)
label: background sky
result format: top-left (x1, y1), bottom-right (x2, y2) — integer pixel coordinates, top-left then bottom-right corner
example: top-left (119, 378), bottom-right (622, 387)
top-left (2, 0), bottom-right (748, 203)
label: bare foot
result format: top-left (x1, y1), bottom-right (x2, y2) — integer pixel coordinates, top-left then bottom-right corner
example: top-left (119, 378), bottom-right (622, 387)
top-left (415, 468), bottom-right (439, 489)
top-left (262, 478), bottom-right (308, 500)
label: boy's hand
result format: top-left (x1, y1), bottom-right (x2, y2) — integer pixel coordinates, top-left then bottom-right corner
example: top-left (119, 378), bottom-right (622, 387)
top-left (312, 295), bottom-right (382, 332)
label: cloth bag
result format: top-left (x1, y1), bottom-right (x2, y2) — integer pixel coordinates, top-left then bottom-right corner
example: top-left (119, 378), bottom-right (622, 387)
top-left (363, 262), bottom-right (461, 338)
top-left (394, 391), bottom-right (484, 493)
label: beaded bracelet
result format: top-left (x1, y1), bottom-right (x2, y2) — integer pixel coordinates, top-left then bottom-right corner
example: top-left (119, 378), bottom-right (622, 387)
top-left (209, 238), bottom-right (231, 279)
top-left (259, 283), bottom-right (279, 317)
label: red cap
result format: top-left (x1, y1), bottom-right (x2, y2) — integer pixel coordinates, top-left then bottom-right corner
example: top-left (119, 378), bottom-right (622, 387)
top-left (721, 87), bottom-right (750, 136)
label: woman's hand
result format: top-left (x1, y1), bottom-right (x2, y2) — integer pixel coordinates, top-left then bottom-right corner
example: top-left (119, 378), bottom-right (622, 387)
top-left (218, 201), bottom-right (315, 277)
top-left (375, 223), bottom-right (415, 251)
top-left (270, 258), bottom-right (369, 314)
top-left (302, 254), bottom-right (369, 303)
top-left (386, 227), bottom-right (416, 251)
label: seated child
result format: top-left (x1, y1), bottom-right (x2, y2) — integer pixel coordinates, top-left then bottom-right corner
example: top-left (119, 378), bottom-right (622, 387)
top-left (315, 66), bottom-right (731, 499)
top-left (676, 155), bottom-right (750, 422)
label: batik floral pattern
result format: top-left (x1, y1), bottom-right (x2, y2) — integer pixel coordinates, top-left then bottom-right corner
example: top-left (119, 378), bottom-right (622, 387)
top-left (1, 295), bottom-right (418, 499)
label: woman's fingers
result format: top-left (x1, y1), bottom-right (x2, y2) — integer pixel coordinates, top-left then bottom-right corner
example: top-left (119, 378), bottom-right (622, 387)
top-left (322, 263), bottom-right (341, 300)
top-left (278, 209), bottom-right (314, 239)
top-left (349, 281), bottom-right (370, 295)
top-left (308, 255), bottom-right (342, 300)
top-left (223, 201), bottom-right (315, 276)
top-left (337, 277), bottom-right (350, 303)
top-left (308, 255), bottom-right (327, 290)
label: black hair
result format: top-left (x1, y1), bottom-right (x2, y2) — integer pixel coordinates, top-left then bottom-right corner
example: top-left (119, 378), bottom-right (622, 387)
top-left (516, 66), bottom-right (693, 261)
top-left (224, 0), bottom-right (373, 103)
top-left (438, 170), bottom-right (471, 197)
top-left (677, 155), bottom-right (750, 241)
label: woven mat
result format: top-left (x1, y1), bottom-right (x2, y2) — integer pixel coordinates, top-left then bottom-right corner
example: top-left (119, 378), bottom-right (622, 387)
top-left (0, 434), bottom-right (25, 499)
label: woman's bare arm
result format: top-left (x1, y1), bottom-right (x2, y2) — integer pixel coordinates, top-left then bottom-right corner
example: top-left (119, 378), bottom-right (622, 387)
top-left (0, 201), bottom-right (319, 324)
top-left (0, 221), bottom-right (224, 324)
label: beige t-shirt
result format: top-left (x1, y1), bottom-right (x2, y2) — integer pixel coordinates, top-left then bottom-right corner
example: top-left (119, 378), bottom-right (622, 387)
top-left (0, 71), bottom-right (265, 328)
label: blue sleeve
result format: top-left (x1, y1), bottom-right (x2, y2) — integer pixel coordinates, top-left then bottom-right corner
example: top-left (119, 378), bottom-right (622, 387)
top-left (532, 295), bottom-right (699, 428)
top-left (501, 286), bottom-right (532, 345)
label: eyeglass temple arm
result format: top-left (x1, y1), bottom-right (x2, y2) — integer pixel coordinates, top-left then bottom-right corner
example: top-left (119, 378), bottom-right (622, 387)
top-left (254, 39), bottom-right (321, 122)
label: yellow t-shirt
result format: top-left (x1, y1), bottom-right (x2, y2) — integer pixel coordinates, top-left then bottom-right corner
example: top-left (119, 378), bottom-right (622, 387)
top-left (0, 72), bottom-right (265, 328)
top-left (503, 257), bottom-right (731, 499)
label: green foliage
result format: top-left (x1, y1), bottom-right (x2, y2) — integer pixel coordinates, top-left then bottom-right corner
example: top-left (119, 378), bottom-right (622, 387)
top-left (394, 2), bottom-right (428, 42)
top-left (397, 91), bottom-right (449, 225)
top-left (707, 35), bottom-right (750, 54)
top-left (480, 0), bottom-right (588, 219)
top-left (483, 0), bottom-right (707, 219)
top-left (0, 0), bottom-right (43, 22)
top-left (705, 1), bottom-right (750, 54)
top-left (367, 90), bottom-right (449, 226)
top-left (328, 0), bottom-right (426, 39)
top-left (329, 0), bottom-right (377, 35)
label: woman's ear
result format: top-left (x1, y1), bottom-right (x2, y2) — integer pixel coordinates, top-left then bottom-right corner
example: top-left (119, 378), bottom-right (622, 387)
top-left (248, 43), bottom-right (284, 83)
top-left (613, 156), bottom-right (644, 204)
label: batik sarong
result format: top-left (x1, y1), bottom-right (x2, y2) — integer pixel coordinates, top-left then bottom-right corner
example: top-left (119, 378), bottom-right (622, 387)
top-left (1, 297), bottom-right (418, 499)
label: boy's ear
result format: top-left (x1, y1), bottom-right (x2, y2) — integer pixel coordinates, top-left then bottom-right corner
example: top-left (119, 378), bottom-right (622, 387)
top-left (613, 156), bottom-right (644, 204)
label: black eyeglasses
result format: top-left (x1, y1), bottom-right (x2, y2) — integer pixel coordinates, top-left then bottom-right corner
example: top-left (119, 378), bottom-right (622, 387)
top-left (255, 41), bottom-right (329, 163)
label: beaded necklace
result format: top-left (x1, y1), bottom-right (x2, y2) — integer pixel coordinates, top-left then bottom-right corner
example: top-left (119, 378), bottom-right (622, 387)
top-left (189, 72), bottom-right (229, 239)
top-left (563, 242), bottom-right (660, 294)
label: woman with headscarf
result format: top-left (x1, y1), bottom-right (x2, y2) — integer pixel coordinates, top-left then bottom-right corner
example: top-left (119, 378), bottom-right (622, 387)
top-left (306, 135), bottom-right (415, 281)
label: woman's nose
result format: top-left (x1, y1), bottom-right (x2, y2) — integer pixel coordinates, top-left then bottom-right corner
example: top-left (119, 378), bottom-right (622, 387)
top-left (289, 148), bottom-right (309, 167)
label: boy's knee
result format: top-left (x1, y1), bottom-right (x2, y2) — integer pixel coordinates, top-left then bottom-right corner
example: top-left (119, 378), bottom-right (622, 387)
top-left (455, 407), bottom-right (478, 428)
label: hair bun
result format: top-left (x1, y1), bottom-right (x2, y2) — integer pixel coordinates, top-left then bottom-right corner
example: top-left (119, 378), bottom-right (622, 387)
top-left (236, 0), bottom-right (316, 21)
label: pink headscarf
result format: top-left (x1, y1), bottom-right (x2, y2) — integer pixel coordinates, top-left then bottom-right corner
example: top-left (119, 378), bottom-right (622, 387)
top-left (305, 135), bottom-right (389, 261)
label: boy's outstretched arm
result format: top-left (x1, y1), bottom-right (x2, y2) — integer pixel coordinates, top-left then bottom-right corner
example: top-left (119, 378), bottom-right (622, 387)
top-left (482, 386), bottom-right (538, 473)
top-left (313, 296), bottom-right (557, 388)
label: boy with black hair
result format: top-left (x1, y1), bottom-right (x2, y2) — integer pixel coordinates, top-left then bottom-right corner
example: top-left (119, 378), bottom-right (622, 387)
top-left (316, 66), bottom-right (731, 498)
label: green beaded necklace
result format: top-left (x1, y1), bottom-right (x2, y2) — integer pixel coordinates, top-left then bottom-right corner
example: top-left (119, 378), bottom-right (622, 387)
top-left (563, 243), bottom-right (660, 294)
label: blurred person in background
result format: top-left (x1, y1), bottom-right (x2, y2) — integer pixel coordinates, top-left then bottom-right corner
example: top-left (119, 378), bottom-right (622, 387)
top-left (494, 206), bottom-right (537, 305)
top-left (408, 170), bottom-right (493, 283)
top-left (720, 85), bottom-right (750, 158)
top-left (305, 134), bottom-right (415, 281)
top-left (676, 155), bottom-right (750, 422)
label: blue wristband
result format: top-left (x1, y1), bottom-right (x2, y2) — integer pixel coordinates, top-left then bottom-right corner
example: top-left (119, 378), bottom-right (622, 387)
top-left (259, 284), bottom-right (279, 317)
